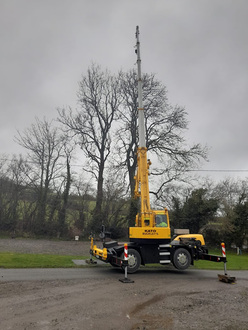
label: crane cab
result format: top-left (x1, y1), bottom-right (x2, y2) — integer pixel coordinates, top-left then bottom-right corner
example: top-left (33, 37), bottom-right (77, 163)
top-left (129, 208), bottom-right (171, 242)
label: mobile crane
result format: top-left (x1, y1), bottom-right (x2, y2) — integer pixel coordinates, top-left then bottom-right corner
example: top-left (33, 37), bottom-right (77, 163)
top-left (89, 26), bottom-right (226, 273)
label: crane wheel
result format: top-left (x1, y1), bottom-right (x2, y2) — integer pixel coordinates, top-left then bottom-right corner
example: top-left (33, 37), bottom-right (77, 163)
top-left (173, 248), bottom-right (191, 270)
top-left (121, 248), bottom-right (141, 274)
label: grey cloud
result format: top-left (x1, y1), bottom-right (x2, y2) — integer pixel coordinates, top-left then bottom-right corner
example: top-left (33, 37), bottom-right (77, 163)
top-left (0, 0), bottom-right (248, 180)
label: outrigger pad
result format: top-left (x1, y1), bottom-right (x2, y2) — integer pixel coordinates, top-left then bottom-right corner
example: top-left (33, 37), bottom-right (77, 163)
top-left (85, 259), bottom-right (97, 265)
top-left (119, 278), bottom-right (134, 283)
top-left (103, 241), bottom-right (118, 248)
top-left (218, 274), bottom-right (236, 284)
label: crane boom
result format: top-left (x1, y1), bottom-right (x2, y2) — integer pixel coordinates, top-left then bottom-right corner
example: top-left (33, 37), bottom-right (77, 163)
top-left (134, 26), bottom-right (152, 226)
top-left (136, 26), bottom-right (146, 148)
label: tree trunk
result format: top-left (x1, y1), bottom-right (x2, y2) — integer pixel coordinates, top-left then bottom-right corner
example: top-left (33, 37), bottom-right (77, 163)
top-left (92, 164), bottom-right (104, 232)
top-left (58, 157), bottom-right (71, 236)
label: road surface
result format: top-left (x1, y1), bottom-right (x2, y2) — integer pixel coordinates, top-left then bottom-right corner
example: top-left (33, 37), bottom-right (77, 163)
top-left (1, 265), bottom-right (248, 330)
top-left (0, 264), bottom-right (246, 281)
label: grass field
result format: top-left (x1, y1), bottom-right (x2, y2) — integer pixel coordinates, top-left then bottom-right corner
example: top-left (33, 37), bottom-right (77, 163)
top-left (0, 250), bottom-right (247, 269)
top-left (193, 249), bottom-right (248, 270)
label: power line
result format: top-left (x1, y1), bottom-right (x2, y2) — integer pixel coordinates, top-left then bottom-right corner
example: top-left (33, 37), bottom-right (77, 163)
top-left (188, 169), bottom-right (248, 173)
top-left (1, 157), bottom-right (248, 173)
top-left (0, 157), bottom-right (83, 168)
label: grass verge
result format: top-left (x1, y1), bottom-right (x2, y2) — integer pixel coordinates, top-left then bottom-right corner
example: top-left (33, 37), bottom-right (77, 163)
top-left (0, 250), bottom-right (247, 270)
top-left (0, 252), bottom-right (86, 268)
top-left (193, 249), bottom-right (248, 270)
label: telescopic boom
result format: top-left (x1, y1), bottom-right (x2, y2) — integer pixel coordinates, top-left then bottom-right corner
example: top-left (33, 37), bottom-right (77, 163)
top-left (135, 26), bottom-right (146, 148)
top-left (134, 26), bottom-right (152, 225)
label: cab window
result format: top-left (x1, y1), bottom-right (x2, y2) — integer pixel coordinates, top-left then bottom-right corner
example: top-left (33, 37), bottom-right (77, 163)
top-left (155, 214), bottom-right (168, 227)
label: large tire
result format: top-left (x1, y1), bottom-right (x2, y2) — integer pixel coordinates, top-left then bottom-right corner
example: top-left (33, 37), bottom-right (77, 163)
top-left (173, 248), bottom-right (191, 270)
top-left (121, 248), bottom-right (141, 274)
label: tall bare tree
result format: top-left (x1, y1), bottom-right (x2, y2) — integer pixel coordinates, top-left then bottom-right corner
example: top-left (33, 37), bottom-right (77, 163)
top-left (15, 117), bottom-right (66, 234)
top-left (59, 65), bottom-right (207, 229)
top-left (58, 64), bottom-right (121, 232)
top-left (116, 70), bottom-right (207, 205)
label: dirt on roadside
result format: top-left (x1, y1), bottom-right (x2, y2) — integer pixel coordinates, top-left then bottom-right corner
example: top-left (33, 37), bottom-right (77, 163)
top-left (0, 238), bottom-right (248, 330)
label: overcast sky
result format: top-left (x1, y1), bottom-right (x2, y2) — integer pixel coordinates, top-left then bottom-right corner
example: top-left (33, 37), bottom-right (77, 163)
top-left (1, 0), bottom-right (248, 182)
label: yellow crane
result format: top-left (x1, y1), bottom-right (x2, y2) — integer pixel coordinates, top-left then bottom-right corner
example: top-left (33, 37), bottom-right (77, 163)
top-left (90, 26), bottom-right (226, 274)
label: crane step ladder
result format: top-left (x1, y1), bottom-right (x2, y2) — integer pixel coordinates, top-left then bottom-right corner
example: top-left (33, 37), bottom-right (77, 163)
top-left (158, 244), bottom-right (171, 264)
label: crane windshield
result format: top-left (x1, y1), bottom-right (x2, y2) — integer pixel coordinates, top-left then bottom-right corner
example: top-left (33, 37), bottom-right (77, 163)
top-left (155, 214), bottom-right (168, 227)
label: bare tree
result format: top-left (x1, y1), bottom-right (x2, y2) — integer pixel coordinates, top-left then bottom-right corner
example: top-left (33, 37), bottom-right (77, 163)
top-left (0, 155), bottom-right (35, 234)
top-left (58, 65), bottom-right (206, 229)
top-left (101, 170), bottom-right (128, 231)
top-left (58, 64), bottom-right (121, 231)
top-left (0, 156), bottom-right (11, 231)
top-left (71, 174), bottom-right (94, 234)
top-left (56, 142), bottom-right (74, 237)
top-left (6, 155), bottom-right (31, 234)
top-left (116, 69), bottom-right (207, 203)
top-left (15, 117), bottom-right (66, 234)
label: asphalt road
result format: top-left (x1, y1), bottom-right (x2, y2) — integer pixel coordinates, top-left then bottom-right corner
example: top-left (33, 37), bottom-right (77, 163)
top-left (1, 265), bottom-right (247, 282)
top-left (1, 265), bottom-right (248, 329)
top-left (1, 239), bottom-right (247, 329)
